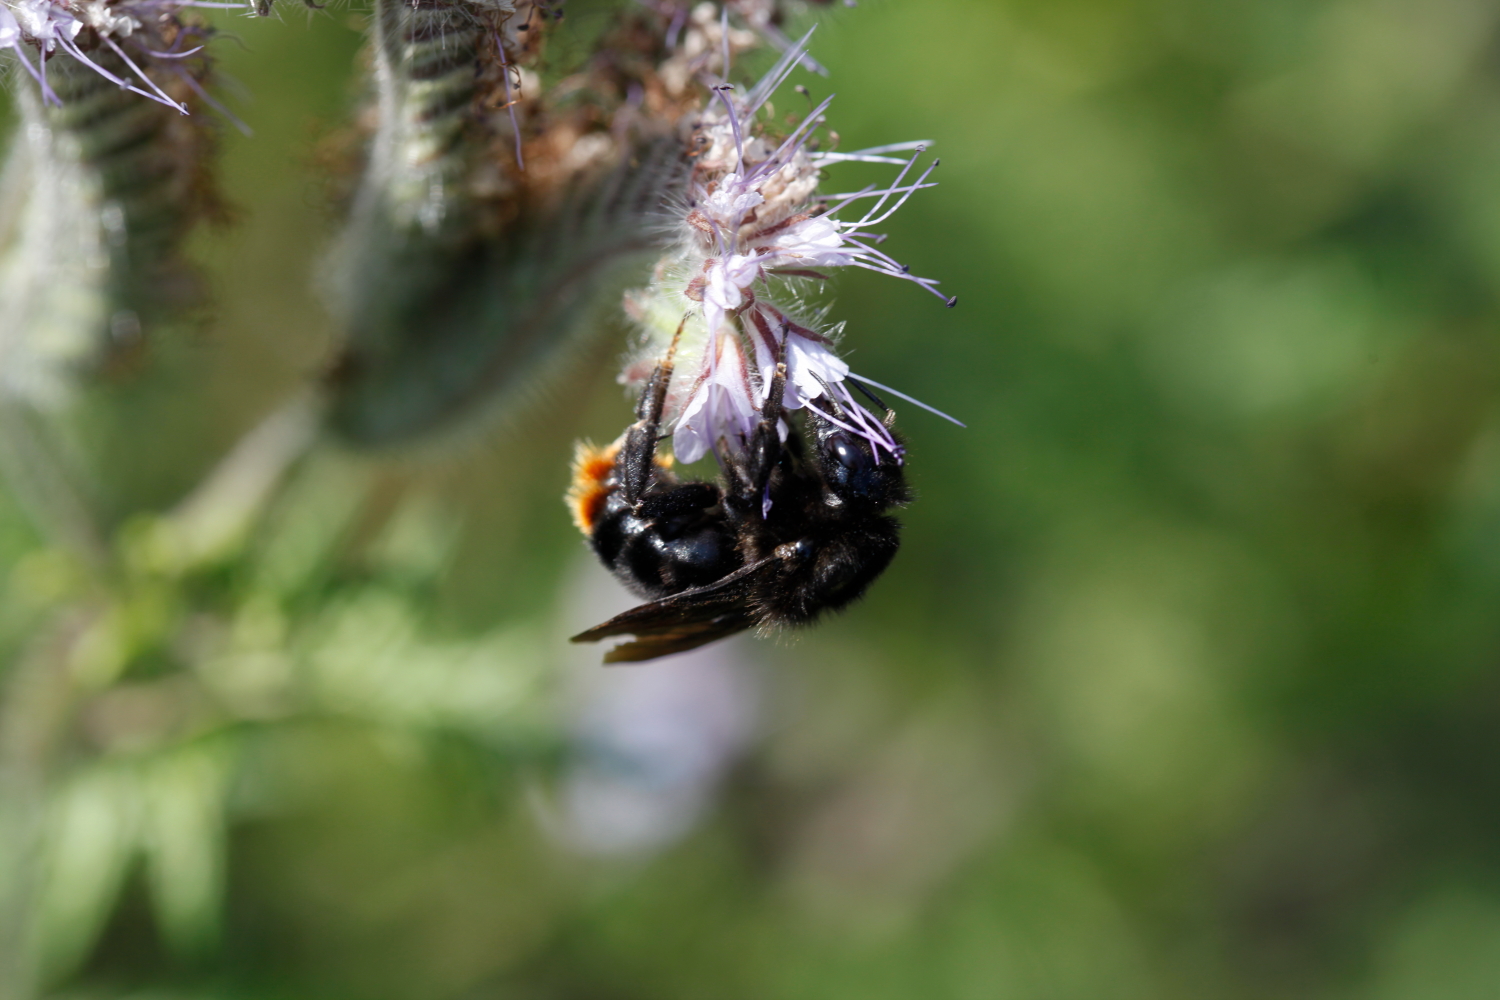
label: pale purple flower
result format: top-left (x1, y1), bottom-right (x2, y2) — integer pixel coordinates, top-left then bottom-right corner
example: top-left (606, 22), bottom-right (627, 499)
top-left (672, 328), bottom-right (760, 464)
top-left (11, 0), bottom-right (80, 44)
top-left (743, 307), bottom-right (845, 409)
top-left (701, 252), bottom-right (759, 337)
top-left (636, 25), bottom-right (960, 471)
top-left (700, 174), bottom-right (764, 226)
top-left (0, 6), bottom-right (21, 46)
top-left (691, 141), bottom-right (951, 309)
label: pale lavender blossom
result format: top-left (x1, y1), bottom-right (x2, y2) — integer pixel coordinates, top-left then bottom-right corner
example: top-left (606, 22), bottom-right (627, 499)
top-left (691, 139), bottom-right (951, 311)
top-left (672, 325), bottom-right (760, 464)
top-left (651, 28), bottom-right (956, 468)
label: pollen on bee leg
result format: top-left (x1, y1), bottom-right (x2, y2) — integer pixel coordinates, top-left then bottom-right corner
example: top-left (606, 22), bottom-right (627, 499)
top-left (567, 440), bottom-right (621, 534)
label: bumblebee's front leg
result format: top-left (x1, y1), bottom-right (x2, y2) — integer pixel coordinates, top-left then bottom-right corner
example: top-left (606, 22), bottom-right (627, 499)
top-left (727, 336), bottom-right (789, 515)
top-left (619, 315), bottom-right (687, 509)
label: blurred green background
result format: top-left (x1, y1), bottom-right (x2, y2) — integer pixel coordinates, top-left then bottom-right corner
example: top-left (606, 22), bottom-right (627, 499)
top-left (11, 0), bottom-right (1500, 996)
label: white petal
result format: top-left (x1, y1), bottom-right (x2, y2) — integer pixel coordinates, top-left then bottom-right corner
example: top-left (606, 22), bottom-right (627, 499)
top-left (701, 255), bottom-right (760, 334)
top-left (761, 216), bottom-right (855, 270)
top-left (702, 174), bottom-right (765, 228)
top-left (672, 397), bottom-right (713, 464)
top-left (0, 7), bottom-right (20, 46)
top-left (672, 333), bottom-right (759, 462)
top-left (783, 333), bottom-right (850, 408)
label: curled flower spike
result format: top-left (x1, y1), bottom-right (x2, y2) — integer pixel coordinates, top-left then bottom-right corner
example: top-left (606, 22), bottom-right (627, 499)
top-left (626, 25), bottom-right (954, 471)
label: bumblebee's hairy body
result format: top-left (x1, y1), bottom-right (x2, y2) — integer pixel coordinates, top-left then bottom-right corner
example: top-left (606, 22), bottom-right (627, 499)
top-left (569, 335), bottom-right (909, 662)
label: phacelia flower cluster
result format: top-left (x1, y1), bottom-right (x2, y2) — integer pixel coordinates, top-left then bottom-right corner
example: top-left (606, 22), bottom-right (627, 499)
top-left (625, 27), bottom-right (956, 468)
top-left (0, 0), bottom-right (226, 113)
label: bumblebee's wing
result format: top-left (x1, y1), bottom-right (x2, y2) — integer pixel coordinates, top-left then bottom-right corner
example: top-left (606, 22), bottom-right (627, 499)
top-left (571, 557), bottom-right (778, 663)
top-left (592, 612), bottom-right (754, 663)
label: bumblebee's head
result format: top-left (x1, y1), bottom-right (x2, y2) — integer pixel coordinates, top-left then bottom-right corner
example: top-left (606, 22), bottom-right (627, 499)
top-left (806, 409), bottom-right (908, 511)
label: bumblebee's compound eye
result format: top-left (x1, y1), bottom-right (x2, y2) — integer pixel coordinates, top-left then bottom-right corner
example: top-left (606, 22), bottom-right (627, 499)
top-left (823, 431), bottom-right (885, 500)
top-left (830, 434), bottom-right (872, 471)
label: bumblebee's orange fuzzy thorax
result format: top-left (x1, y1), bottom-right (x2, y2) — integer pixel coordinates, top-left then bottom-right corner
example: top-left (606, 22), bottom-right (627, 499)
top-left (567, 440), bottom-right (620, 534)
top-left (566, 438), bottom-right (676, 534)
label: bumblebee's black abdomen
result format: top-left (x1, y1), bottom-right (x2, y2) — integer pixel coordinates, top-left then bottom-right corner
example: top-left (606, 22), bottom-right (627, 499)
top-left (590, 494), bottom-right (741, 598)
top-left (762, 515), bottom-right (902, 625)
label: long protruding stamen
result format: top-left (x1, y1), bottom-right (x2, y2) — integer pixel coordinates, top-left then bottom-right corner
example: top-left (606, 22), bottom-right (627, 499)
top-left (100, 33), bottom-right (188, 113)
top-left (746, 92), bottom-right (834, 184)
top-left (755, 20), bottom-right (827, 78)
top-left (812, 140), bottom-right (933, 167)
top-left (6, 43), bottom-right (51, 97)
top-left (850, 374), bottom-right (967, 427)
top-left (173, 66), bottom-right (251, 135)
top-left (744, 23), bottom-right (817, 115)
top-left (850, 162), bottom-right (941, 229)
top-left (712, 84), bottom-right (745, 173)
top-left (718, 3), bottom-right (730, 83)
top-left (823, 182), bottom-right (940, 215)
top-left (57, 35), bottom-right (183, 112)
top-left (848, 147), bottom-right (928, 227)
top-left (140, 45), bottom-right (207, 59)
top-left (174, 67), bottom-right (250, 134)
top-left (495, 30), bottom-right (524, 170)
top-left (845, 260), bottom-right (951, 305)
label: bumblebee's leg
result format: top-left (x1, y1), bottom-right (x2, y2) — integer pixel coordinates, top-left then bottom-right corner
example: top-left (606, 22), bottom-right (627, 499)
top-left (635, 481), bottom-right (721, 519)
top-left (619, 314), bottom-right (689, 508)
top-left (729, 336), bottom-right (789, 511)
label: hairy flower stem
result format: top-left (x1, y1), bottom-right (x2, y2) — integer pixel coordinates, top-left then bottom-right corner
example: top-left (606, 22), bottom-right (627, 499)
top-left (0, 52), bottom-right (211, 407)
top-left (326, 0), bottom-right (691, 446)
top-left (0, 48), bottom-right (217, 566)
top-left (328, 137), bottom-right (688, 445)
top-left (323, 0), bottom-right (505, 442)
top-left (365, 0), bottom-right (492, 240)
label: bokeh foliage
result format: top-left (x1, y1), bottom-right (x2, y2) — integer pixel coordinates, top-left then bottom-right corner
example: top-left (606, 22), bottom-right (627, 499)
top-left (7, 0), bottom-right (1500, 997)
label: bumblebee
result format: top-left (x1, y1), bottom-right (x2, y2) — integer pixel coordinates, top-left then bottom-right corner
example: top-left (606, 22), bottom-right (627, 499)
top-left (567, 334), bottom-right (909, 663)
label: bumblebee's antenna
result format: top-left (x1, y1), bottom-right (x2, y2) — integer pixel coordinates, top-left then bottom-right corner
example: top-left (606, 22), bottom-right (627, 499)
top-left (807, 372), bottom-right (847, 420)
top-left (846, 377), bottom-right (890, 414)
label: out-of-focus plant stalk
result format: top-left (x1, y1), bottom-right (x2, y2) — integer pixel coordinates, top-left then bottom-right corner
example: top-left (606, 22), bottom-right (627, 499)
top-left (0, 35), bottom-right (217, 567)
top-left (322, 0), bottom-right (512, 442)
top-left (0, 50), bottom-right (211, 409)
top-left (324, 0), bottom-right (691, 447)
top-left (0, 390), bottom-right (319, 997)
top-left (0, 611), bottom-right (96, 1000)
top-left (0, 43), bottom-right (223, 989)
